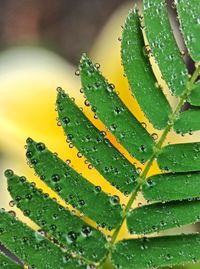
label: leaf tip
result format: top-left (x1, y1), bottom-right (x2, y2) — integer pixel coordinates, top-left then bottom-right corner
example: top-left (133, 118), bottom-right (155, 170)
top-left (80, 52), bottom-right (89, 63)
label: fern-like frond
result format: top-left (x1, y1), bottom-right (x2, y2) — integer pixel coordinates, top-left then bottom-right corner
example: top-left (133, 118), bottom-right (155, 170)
top-left (1, 1), bottom-right (200, 268)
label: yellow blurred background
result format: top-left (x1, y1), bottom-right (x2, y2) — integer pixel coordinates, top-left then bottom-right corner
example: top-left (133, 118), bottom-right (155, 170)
top-left (0, 1), bottom-right (199, 268)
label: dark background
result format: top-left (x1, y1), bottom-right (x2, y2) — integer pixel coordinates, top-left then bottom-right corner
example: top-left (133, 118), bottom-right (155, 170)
top-left (0, 0), bottom-right (130, 64)
top-left (0, 0), bottom-right (194, 70)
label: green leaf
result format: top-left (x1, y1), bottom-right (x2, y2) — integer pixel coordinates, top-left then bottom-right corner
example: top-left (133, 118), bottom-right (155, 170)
top-left (111, 234), bottom-right (200, 269)
top-left (80, 54), bottom-right (154, 162)
top-left (2, 3), bottom-right (200, 268)
top-left (6, 172), bottom-right (107, 262)
top-left (127, 200), bottom-right (200, 234)
top-left (0, 210), bottom-right (87, 269)
top-left (143, 172), bottom-right (200, 202)
top-left (176, 0), bottom-right (200, 62)
top-left (174, 109), bottom-right (200, 134)
top-left (143, 0), bottom-right (188, 96)
top-left (188, 82), bottom-right (200, 106)
top-left (56, 89), bottom-right (138, 194)
top-left (157, 143), bottom-right (200, 172)
top-left (0, 252), bottom-right (22, 269)
top-left (26, 139), bottom-right (122, 230)
top-left (121, 8), bottom-right (172, 129)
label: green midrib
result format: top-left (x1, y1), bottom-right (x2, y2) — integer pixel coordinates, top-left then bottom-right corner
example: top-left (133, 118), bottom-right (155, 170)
top-left (97, 63), bottom-right (200, 268)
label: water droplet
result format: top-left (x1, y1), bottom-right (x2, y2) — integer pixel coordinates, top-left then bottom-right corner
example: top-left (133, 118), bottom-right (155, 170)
top-left (57, 121), bottom-right (62, 126)
top-left (139, 145), bottom-right (146, 152)
top-left (75, 69), bottom-right (80, 76)
top-left (50, 224), bottom-right (57, 231)
top-left (36, 142), bottom-right (46, 151)
top-left (78, 200), bottom-right (85, 206)
top-left (77, 152), bottom-right (83, 158)
top-left (110, 195), bottom-right (120, 205)
top-left (81, 226), bottom-right (92, 237)
top-left (51, 174), bottom-right (60, 182)
top-left (165, 254), bottom-right (173, 261)
top-left (107, 84), bottom-right (115, 93)
top-left (4, 169), bottom-right (14, 178)
top-left (95, 63), bottom-right (100, 69)
top-left (114, 107), bottom-right (123, 115)
top-left (136, 167), bottom-right (142, 174)
top-left (9, 200), bottom-right (15, 207)
top-left (94, 186), bottom-right (101, 193)
top-left (141, 122), bottom-right (147, 128)
top-left (151, 133), bottom-right (158, 140)
top-left (84, 100), bottom-right (90, 107)
top-left (26, 137), bottom-right (33, 144)
top-left (8, 210), bottom-right (16, 217)
top-left (88, 164), bottom-right (93, 169)
top-left (69, 143), bottom-right (74, 148)
top-left (25, 193), bottom-right (32, 200)
top-left (66, 159), bottom-right (71, 165)
top-left (110, 123), bottom-right (117, 131)
top-left (67, 231), bottom-right (77, 243)
top-left (35, 230), bottom-right (45, 242)
top-left (26, 150), bottom-right (33, 158)
top-left (24, 209), bottom-right (31, 216)
top-left (20, 176), bottom-right (26, 183)
top-left (31, 159), bottom-right (38, 165)
top-left (91, 106), bottom-right (97, 112)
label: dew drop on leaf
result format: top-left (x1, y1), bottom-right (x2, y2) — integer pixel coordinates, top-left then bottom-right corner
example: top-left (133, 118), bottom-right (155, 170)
top-left (67, 231), bottom-right (77, 243)
top-left (51, 174), bottom-right (60, 182)
top-left (110, 195), bottom-right (120, 205)
top-left (81, 226), bottom-right (92, 237)
top-left (75, 69), bottom-right (80, 76)
top-left (36, 142), bottom-right (46, 151)
top-left (151, 133), bottom-right (158, 141)
top-left (94, 186), bottom-right (101, 193)
top-left (26, 151), bottom-right (33, 158)
top-left (4, 169), bottom-right (14, 178)
top-left (9, 200), bottom-right (15, 207)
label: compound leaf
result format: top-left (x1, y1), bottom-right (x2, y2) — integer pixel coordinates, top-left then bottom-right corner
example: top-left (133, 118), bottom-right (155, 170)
top-left (143, 0), bottom-right (188, 96)
top-left (57, 89), bottom-right (138, 195)
top-left (143, 172), bottom-right (200, 202)
top-left (121, 8), bottom-right (172, 129)
top-left (80, 54), bottom-right (154, 162)
top-left (26, 139), bottom-right (122, 230)
top-left (157, 143), bottom-right (200, 172)
top-left (6, 172), bottom-right (108, 262)
top-left (176, 0), bottom-right (200, 62)
top-left (111, 235), bottom-right (200, 269)
top-left (0, 210), bottom-right (87, 269)
top-left (2, 2), bottom-right (200, 269)
top-left (174, 109), bottom-right (200, 134)
top-left (127, 200), bottom-right (200, 234)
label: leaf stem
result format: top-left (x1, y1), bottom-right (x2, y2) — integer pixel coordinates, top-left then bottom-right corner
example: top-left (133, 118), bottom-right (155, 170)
top-left (97, 63), bottom-right (200, 268)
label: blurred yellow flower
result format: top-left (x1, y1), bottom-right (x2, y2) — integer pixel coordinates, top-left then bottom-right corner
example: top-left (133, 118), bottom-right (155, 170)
top-left (0, 4), bottom-right (134, 225)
